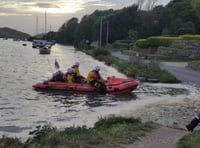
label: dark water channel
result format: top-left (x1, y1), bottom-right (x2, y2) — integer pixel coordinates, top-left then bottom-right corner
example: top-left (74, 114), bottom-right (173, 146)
top-left (0, 39), bottom-right (200, 140)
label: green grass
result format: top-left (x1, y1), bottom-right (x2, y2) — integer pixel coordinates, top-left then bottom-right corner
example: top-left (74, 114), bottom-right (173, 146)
top-left (0, 116), bottom-right (155, 148)
top-left (0, 136), bottom-right (24, 148)
top-left (84, 49), bottom-right (179, 83)
top-left (177, 132), bottom-right (200, 148)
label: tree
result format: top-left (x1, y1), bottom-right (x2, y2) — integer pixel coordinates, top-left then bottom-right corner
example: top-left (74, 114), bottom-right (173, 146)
top-left (57, 17), bottom-right (79, 44)
top-left (127, 29), bottom-right (138, 40)
top-left (177, 21), bottom-right (196, 34)
top-left (191, 0), bottom-right (200, 19)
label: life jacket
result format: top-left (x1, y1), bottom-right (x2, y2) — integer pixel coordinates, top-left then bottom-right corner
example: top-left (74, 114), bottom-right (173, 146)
top-left (92, 70), bottom-right (101, 80)
top-left (63, 73), bottom-right (74, 83)
top-left (72, 65), bottom-right (80, 77)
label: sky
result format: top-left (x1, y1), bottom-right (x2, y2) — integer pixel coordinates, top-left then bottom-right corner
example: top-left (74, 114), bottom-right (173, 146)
top-left (0, 0), bottom-right (171, 35)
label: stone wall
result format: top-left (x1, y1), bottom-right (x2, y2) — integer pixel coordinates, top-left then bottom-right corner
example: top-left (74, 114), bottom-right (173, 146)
top-left (157, 40), bottom-right (200, 60)
top-left (171, 40), bottom-right (200, 50)
top-left (157, 47), bottom-right (200, 60)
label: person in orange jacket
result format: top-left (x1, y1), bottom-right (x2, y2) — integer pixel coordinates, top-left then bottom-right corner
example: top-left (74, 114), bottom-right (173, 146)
top-left (86, 66), bottom-right (107, 94)
top-left (63, 68), bottom-right (74, 84)
top-left (71, 62), bottom-right (84, 83)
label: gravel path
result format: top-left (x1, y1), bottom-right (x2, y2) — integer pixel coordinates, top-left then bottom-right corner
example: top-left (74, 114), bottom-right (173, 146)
top-left (124, 126), bottom-right (187, 148)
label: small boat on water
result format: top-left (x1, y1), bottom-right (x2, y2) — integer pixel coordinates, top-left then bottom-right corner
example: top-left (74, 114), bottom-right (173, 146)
top-left (32, 40), bottom-right (47, 48)
top-left (32, 77), bottom-right (138, 95)
top-left (39, 45), bottom-right (51, 54)
top-left (32, 40), bottom-right (56, 48)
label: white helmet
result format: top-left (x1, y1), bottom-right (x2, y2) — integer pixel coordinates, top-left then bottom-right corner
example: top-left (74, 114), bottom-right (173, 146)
top-left (74, 62), bottom-right (80, 66)
top-left (67, 68), bottom-right (73, 73)
top-left (95, 66), bottom-right (101, 71)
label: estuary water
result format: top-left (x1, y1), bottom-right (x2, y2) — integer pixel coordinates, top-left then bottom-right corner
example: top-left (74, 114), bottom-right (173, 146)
top-left (0, 38), bottom-right (200, 141)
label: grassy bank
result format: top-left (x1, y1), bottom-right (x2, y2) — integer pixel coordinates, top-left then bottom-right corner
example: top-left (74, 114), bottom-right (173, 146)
top-left (190, 60), bottom-right (200, 64)
top-left (0, 116), bottom-right (155, 148)
top-left (177, 132), bottom-right (200, 148)
top-left (84, 48), bottom-right (179, 83)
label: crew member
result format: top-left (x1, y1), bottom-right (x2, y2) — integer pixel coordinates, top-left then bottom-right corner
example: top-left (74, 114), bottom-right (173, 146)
top-left (71, 62), bottom-right (84, 83)
top-left (63, 68), bottom-right (74, 84)
top-left (51, 70), bottom-right (64, 82)
top-left (86, 66), bottom-right (107, 94)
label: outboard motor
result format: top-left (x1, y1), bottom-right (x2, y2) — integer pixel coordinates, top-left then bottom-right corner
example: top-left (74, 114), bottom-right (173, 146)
top-left (186, 112), bottom-right (200, 132)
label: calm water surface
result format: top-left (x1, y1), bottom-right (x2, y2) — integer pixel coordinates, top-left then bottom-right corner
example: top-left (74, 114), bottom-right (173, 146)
top-left (0, 39), bottom-right (200, 140)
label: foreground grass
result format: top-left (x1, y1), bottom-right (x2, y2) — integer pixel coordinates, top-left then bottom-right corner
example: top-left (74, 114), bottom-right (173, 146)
top-left (0, 116), bottom-right (154, 148)
top-left (177, 132), bottom-right (200, 148)
top-left (85, 48), bottom-right (179, 83)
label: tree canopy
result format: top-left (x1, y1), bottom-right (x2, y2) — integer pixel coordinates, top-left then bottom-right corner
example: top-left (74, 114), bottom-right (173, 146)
top-left (44, 0), bottom-right (200, 47)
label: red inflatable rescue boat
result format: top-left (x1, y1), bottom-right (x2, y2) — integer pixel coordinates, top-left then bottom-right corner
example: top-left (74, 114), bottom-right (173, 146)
top-left (32, 77), bottom-right (138, 95)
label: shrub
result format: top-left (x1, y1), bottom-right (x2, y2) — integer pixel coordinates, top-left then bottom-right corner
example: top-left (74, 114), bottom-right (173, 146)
top-left (180, 34), bottom-right (200, 40)
top-left (112, 40), bottom-right (133, 49)
top-left (135, 34), bottom-right (200, 48)
top-left (93, 48), bottom-right (111, 57)
top-left (135, 39), bottom-right (149, 48)
top-left (147, 37), bottom-right (173, 47)
top-left (94, 116), bottom-right (140, 129)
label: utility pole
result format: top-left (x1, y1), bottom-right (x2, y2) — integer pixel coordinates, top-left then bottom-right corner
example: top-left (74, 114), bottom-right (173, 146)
top-left (36, 16), bottom-right (38, 35)
top-left (45, 10), bottom-right (47, 34)
top-left (106, 21), bottom-right (109, 45)
top-left (99, 16), bottom-right (103, 48)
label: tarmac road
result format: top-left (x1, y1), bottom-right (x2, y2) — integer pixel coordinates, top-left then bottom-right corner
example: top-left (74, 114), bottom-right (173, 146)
top-left (160, 62), bottom-right (200, 85)
top-left (110, 51), bottom-right (200, 85)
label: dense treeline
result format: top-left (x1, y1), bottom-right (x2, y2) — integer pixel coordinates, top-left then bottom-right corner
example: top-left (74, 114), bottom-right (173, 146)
top-left (44, 0), bottom-right (200, 47)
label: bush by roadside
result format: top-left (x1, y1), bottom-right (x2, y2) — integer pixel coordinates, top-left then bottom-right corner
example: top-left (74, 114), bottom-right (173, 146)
top-left (0, 116), bottom-right (155, 148)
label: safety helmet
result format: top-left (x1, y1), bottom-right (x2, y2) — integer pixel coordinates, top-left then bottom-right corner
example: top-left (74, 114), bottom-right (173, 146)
top-left (74, 62), bottom-right (80, 66)
top-left (67, 68), bottom-right (73, 73)
top-left (95, 66), bottom-right (101, 71)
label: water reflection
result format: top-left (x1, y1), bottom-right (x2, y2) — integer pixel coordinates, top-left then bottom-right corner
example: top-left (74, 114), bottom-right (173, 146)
top-left (38, 91), bottom-right (137, 108)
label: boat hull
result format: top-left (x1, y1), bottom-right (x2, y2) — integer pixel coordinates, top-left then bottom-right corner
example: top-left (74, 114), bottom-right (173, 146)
top-left (32, 77), bottom-right (138, 95)
top-left (39, 46), bottom-right (51, 54)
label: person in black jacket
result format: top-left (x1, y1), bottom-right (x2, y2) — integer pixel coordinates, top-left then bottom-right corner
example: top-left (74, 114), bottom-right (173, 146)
top-left (186, 112), bottom-right (200, 132)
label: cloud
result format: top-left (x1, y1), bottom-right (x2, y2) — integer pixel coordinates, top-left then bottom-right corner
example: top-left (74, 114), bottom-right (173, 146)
top-left (35, 3), bottom-right (60, 9)
top-left (0, 0), bottom-right (86, 15)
